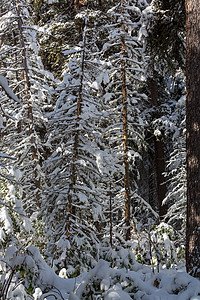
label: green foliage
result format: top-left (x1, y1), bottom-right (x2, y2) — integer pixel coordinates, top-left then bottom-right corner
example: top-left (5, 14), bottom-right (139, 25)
top-left (144, 0), bottom-right (185, 73)
top-left (29, 217), bottom-right (47, 257)
top-left (99, 238), bottom-right (136, 270)
top-left (39, 21), bottom-right (75, 77)
top-left (133, 222), bottom-right (185, 269)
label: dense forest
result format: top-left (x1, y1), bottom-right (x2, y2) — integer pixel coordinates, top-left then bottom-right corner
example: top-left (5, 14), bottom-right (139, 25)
top-left (0, 0), bottom-right (200, 299)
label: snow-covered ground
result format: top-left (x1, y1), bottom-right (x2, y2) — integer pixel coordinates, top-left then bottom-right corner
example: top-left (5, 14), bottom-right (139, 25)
top-left (1, 245), bottom-right (200, 299)
top-left (34, 259), bottom-right (200, 300)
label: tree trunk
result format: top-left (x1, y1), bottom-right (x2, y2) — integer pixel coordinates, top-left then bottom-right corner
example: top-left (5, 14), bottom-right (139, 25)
top-left (65, 21), bottom-right (86, 238)
top-left (186, 0), bottom-right (200, 277)
top-left (120, 0), bottom-right (131, 241)
top-left (149, 75), bottom-right (168, 219)
top-left (15, 0), bottom-right (41, 207)
top-left (74, 0), bottom-right (80, 11)
top-left (74, 0), bottom-right (78, 9)
top-left (109, 182), bottom-right (113, 247)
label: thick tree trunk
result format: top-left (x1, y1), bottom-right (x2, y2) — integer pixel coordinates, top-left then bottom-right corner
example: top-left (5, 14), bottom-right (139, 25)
top-left (149, 76), bottom-right (168, 219)
top-left (186, 0), bottom-right (200, 277)
top-left (120, 0), bottom-right (131, 241)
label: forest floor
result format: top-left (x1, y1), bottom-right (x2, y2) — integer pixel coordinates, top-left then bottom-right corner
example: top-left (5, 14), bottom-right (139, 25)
top-left (31, 253), bottom-right (200, 300)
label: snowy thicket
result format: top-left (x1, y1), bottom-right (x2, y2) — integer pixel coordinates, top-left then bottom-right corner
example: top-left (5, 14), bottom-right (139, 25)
top-left (163, 77), bottom-right (186, 236)
top-left (0, 0), bottom-right (54, 213)
top-left (0, 0), bottom-right (190, 299)
top-left (0, 246), bottom-right (197, 300)
top-left (41, 11), bottom-right (105, 272)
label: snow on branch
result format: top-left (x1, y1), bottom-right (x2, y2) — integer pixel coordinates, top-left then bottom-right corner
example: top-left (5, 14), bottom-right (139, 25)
top-left (0, 75), bottom-right (20, 103)
top-left (0, 152), bottom-right (16, 160)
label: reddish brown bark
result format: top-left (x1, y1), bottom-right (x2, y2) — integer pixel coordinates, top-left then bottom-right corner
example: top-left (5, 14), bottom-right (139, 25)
top-left (74, 0), bottom-right (79, 11)
top-left (120, 0), bottom-right (131, 241)
top-left (74, 0), bottom-right (87, 11)
top-left (185, 0), bottom-right (200, 277)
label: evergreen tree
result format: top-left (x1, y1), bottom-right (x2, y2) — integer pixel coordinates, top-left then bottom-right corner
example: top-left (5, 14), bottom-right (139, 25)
top-left (98, 0), bottom-right (147, 241)
top-left (0, 0), bottom-right (54, 213)
top-left (0, 75), bottom-right (30, 251)
top-left (42, 10), bottom-right (103, 272)
top-left (163, 77), bottom-right (186, 236)
top-left (140, 0), bottom-right (185, 220)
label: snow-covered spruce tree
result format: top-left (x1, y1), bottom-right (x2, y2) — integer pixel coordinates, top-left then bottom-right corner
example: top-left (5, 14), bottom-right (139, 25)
top-left (138, 0), bottom-right (185, 221)
top-left (97, 0), bottom-right (149, 243)
top-left (142, 0), bottom-right (185, 74)
top-left (162, 77), bottom-right (186, 238)
top-left (0, 75), bottom-right (33, 259)
top-left (0, 0), bottom-right (54, 215)
top-left (42, 10), bottom-right (104, 273)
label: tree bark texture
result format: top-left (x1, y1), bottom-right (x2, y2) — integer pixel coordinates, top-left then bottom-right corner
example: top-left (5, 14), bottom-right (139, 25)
top-left (149, 76), bottom-right (168, 219)
top-left (121, 0), bottom-right (131, 241)
top-left (186, 0), bottom-right (200, 277)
